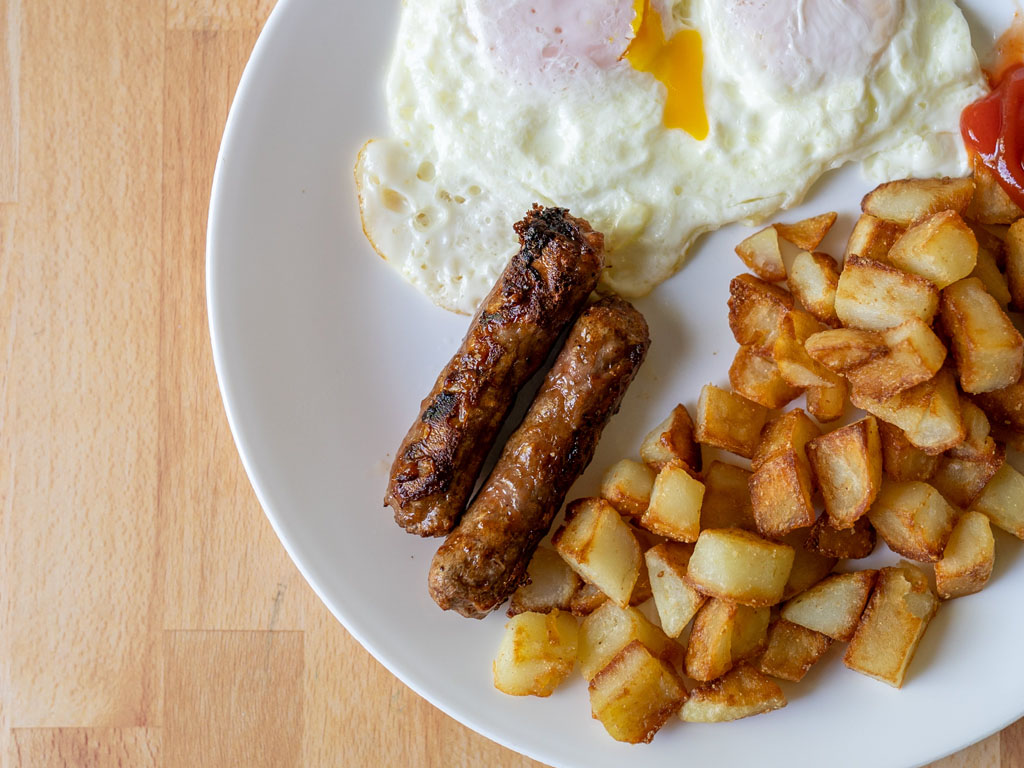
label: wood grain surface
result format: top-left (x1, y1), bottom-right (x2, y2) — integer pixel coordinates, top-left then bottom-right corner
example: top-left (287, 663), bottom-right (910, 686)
top-left (0, 2), bottom-right (1020, 766)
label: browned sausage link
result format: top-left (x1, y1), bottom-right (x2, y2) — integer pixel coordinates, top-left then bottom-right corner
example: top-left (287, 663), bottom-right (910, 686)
top-left (385, 206), bottom-right (603, 537)
top-left (428, 296), bottom-right (650, 617)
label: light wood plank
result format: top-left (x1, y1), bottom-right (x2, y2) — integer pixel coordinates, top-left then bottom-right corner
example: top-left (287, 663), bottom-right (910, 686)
top-left (3, 1), bottom-right (163, 728)
top-left (1, 204), bottom-right (15, 768)
top-left (167, 0), bottom-right (275, 30)
top-left (927, 732), bottom-right (1001, 768)
top-left (160, 29), bottom-right (306, 632)
top-left (164, 630), bottom-right (303, 768)
top-left (0, 0), bottom-right (18, 201)
top-left (10, 728), bottom-right (159, 768)
top-left (1003, 718), bottom-right (1024, 767)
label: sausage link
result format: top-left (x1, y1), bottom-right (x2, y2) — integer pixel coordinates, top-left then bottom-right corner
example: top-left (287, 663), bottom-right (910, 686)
top-left (428, 296), bottom-right (650, 617)
top-left (385, 206), bottom-right (603, 536)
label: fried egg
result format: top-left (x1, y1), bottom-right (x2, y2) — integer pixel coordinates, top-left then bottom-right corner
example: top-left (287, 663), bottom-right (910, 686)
top-left (356, 0), bottom-right (986, 314)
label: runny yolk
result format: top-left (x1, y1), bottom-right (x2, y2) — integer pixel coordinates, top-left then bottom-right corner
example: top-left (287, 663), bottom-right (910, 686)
top-left (624, 0), bottom-right (708, 141)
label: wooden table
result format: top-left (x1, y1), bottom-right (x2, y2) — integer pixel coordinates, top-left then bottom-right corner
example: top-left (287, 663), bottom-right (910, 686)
top-left (0, 1), bottom-right (1021, 766)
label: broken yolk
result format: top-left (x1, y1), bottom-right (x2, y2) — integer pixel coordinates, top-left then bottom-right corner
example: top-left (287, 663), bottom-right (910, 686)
top-left (624, 0), bottom-right (708, 141)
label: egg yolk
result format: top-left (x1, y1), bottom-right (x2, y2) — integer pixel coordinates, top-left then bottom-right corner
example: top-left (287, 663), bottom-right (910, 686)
top-left (624, 0), bottom-right (708, 141)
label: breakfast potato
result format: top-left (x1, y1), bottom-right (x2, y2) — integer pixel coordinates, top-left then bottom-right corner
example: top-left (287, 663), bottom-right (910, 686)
top-left (589, 640), bottom-right (688, 744)
top-left (750, 451), bottom-right (817, 538)
top-left (687, 529), bottom-right (795, 607)
top-left (806, 379), bottom-right (848, 424)
top-left (804, 514), bottom-right (877, 559)
top-left (731, 605), bottom-right (771, 663)
top-left (835, 255), bottom-right (940, 331)
top-left (973, 376), bottom-right (1024, 433)
top-left (867, 480), bottom-right (960, 562)
top-left (680, 663), bottom-right (786, 723)
top-left (729, 345), bottom-right (804, 409)
top-left (641, 462), bottom-right (704, 542)
top-left (781, 528), bottom-right (838, 601)
top-left (774, 211), bottom-right (837, 251)
top-left (861, 175), bottom-right (975, 227)
top-left (887, 210), bottom-right (978, 289)
top-left (735, 226), bottom-right (786, 282)
top-left (967, 158), bottom-right (1024, 224)
top-left (846, 318), bottom-right (948, 401)
top-left (807, 417), bottom-right (882, 529)
top-left (788, 250), bottom-right (841, 326)
top-left (949, 398), bottom-right (998, 459)
top-left (694, 384), bottom-right (769, 459)
top-left (493, 610), bottom-right (579, 697)
top-left (844, 213), bottom-right (905, 263)
top-left (805, 327), bottom-right (888, 373)
top-left (757, 619), bottom-right (832, 682)
top-left (843, 564), bottom-right (939, 688)
top-left (699, 461), bottom-right (757, 531)
top-left (970, 463), bottom-right (1024, 539)
top-left (645, 543), bottom-right (706, 638)
top-left (728, 274), bottom-right (796, 355)
top-left (934, 510), bottom-right (995, 600)
top-left (751, 408), bottom-right (821, 472)
top-left (941, 277), bottom-right (1024, 394)
top-left (971, 244), bottom-right (1013, 307)
top-left (774, 311), bottom-right (843, 389)
top-left (878, 421), bottom-right (940, 481)
top-left (568, 581), bottom-right (608, 616)
top-left (781, 570), bottom-right (878, 642)
top-left (640, 404), bottom-right (701, 473)
top-left (509, 546), bottom-right (581, 617)
top-left (553, 498), bottom-right (641, 606)
top-left (600, 459), bottom-right (656, 519)
top-left (685, 598), bottom-right (739, 681)
top-left (931, 445), bottom-right (1005, 510)
top-left (578, 601), bottom-right (683, 682)
top-left (1006, 218), bottom-right (1024, 309)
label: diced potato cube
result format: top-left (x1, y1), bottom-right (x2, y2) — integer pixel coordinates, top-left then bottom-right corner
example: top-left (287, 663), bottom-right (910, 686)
top-left (931, 447), bottom-right (1005, 509)
top-left (835, 256), bottom-right (940, 331)
top-left (687, 529), bottom-right (795, 607)
top-left (804, 514), bottom-right (877, 560)
top-left (750, 451), bottom-right (817, 539)
top-left (728, 274), bottom-right (795, 355)
top-left (941, 277), bottom-right (1024, 394)
top-left (751, 408), bottom-right (821, 472)
top-left (971, 244), bottom-right (1013, 307)
top-left (508, 546), bottom-right (581, 617)
top-left (553, 498), bottom-right (641, 606)
top-left (641, 463), bottom-right (705, 542)
top-left (887, 210), bottom-right (978, 289)
top-left (569, 581), bottom-right (608, 617)
top-left (730, 605), bottom-right (771, 662)
top-left (640, 404), bottom-right (701, 473)
top-left (493, 610), bottom-right (578, 697)
top-left (774, 212), bottom-right (837, 251)
top-left (950, 398), bottom-right (997, 459)
top-left (806, 379), bottom-right (848, 424)
top-left (967, 158), bottom-right (1023, 224)
top-left (805, 328), bottom-right (887, 373)
top-left (694, 384), bottom-right (768, 459)
top-left (974, 376), bottom-right (1024, 432)
top-left (735, 226), bottom-right (786, 282)
top-left (757, 620), bottom-right (832, 682)
top-left (1006, 218), bottom-right (1024, 310)
top-left (970, 463), bottom-right (1024, 539)
top-left (879, 421), bottom-right (940, 481)
top-left (789, 250), bottom-right (841, 326)
top-left (774, 311), bottom-right (842, 389)
top-left (781, 570), bottom-right (877, 641)
top-left (846, 319), bottom-right (948, 401)
top-left (645, 543), bottom-right (706, 638)
top-left (685, 598), bottom-right (738, 681)
top-left (844, 213), bottom-right (905, 263)
top-left (680, 663), bottom-right (786, 723)
top-left (935, 510), bottom-right (995, 599)
top-left (867, 480), bottom-right (960, 562)
top-left (600, 459), bottom-right (656, 519)
top-left (781, 528), bottom-right (837, 601)
top-left (578, 601), bottom-right (683, 682)
top-left (843, 565), bottom-right (939, 688)
top-left (807, 417), bottom-right (882, 529)
top-left (699, 461), bottom-right (757, 531)
top-left (729, 345), bottom-right (803, 409)
top-left (861, 176), bottom-right (975, 227)
top-left (589, 640), bottom-right (688, 744)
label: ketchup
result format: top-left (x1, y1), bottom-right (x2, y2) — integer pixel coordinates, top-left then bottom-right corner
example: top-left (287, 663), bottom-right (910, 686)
top-left (961, 64), bottom-right (1024, 210)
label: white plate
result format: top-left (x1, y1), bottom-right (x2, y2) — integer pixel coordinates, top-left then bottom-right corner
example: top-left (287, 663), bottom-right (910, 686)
top-left (207, 2), bottom-right (1024, 766)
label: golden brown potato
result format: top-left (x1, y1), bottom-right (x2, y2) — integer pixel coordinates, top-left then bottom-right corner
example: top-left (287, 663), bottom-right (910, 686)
top-left (805, 328), bottom-right (888, 373)
top-left (935, 510), bottom-right (995, 599)
top-left (887, 210), bottom-right (978, 289)
top-left (774, 212), bottom-right (838, 251)
top-left (781, 570), bottom-right (877, 641)
top-left (861, 176), bottom-right (975, 227)
top-left (694, 384), bottom-right (769, 459)
top-left (757, 619), bottom-right (832, 682)
top-left (645, 542), bottom-right (706, 638)
top-left (1006, 218), bottom-right (1024, 310)
top-left (699, 461), bottom-right (757, 532)
top-left (731, 605), bottom-right (771, 663)
top-left (931, 446), bottom-right (1005, 510)
top-left (807, 417), bottom-right (883, 529)
top-left (781, 528), bottom-right (838, 601)
top-left (806, 379), bottom-right (849, 424)
top-left (774, 311), bottom-right (844, 389)
top-left (804, 514), bottom-right (877, 559)
top-left (685, 598), bottom-right (739, 681)
top-left (845, 318), bottom-right (948, 401)
top-left (750, 451), bottom-right (817, 539)
top-left (867, 480), bottom-right (960, 562)
top-left (687, 529), bottom-right (795, 607)
top-left (568, 581), bottom-right (609, 616)
top-left (971, 244), bottom-right (1013, 307)
top-left (941, 277), bottom-right (1024, 394)
top-left (973, 376), bottom-right (1024, 433)
top-left (788, 250), bottom-right (841, 326)
top-left (967, 158), bottom-right (1024, 224)
top-left (835, 255), bottom-right (941, 331)
top-left (508, 546), bottom-right (581, 617)
top-left (844, 213), bottom-right (905, 263)
top-left (752, 409), bottom-right (821, 471)
top-left (589, 640), bottom-right (688, 744)
top-left (553, 498), bottom-right (641, 606)
top-left (600, 459), bottom-right (656, 520)
top-left (728, 274), bottom-right (796, 355)
top-left (970, 462), bottom-right (1024, 539)
top-left (640, 404), bottom-right (702, 474)
top-left (735, 226), bottom-right (786, 282)
top-left (641, 462), bottom-right (705, 543)
top-left (578, 601), bottom-right (683, 682)
top-left (680, 663), bottom-right (786, 723)
top-left (878, 421), bottom-right (941, 481)
top-left (493, 610), bottom-right (579, 697)
top-left (843, 564), bottom-right (939, 688)
top-left (729, 345), bottom-right (804, 409)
